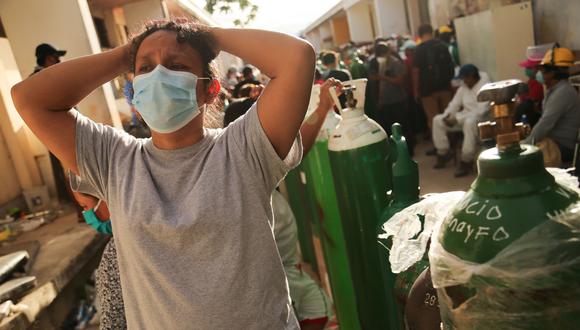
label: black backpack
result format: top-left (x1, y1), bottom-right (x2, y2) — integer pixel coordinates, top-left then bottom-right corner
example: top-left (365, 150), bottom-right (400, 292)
top-left (425, 40), bottom-right (455, 89)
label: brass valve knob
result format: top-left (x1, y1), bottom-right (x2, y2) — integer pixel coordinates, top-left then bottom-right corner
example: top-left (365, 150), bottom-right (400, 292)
top-left (478, 121), bottom-right (497, 141)
top-left (476, 79), bottom-right (526, 151)
top-left (515, 122), bottom-right (531, 140)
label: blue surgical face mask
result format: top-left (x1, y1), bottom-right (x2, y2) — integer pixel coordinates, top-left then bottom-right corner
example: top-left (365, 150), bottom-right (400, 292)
top-left (82, 200), bottom-right (113, 235)
top-left (132, 65), bottom-right (209, 133)
top-left (536, 70), bottom-right (545, 85)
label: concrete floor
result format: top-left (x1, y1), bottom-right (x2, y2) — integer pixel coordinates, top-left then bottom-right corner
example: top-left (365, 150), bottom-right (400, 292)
top-left (414, 139), bottom-right (476, 195)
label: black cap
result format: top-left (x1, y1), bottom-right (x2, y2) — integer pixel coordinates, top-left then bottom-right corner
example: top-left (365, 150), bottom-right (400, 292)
top-left (456, 64), bottom-right (479, 78)
top-left (35, 43), bottom-right (66, 59)
top-left (242, 66), bottom-right (253, 76)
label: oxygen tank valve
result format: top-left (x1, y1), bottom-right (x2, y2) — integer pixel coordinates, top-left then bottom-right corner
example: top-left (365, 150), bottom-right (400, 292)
top-left (343, 85), bottom-right (358, 109)
top-left (476, 79), bottom-right (530, 151)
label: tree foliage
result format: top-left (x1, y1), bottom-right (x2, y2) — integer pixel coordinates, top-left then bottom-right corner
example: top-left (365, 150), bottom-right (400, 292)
top-left (204, 0), bottom-right (259, 27)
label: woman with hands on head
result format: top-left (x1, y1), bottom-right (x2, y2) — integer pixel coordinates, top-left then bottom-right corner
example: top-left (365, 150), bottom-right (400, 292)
top-left (12, 20), bottom-right (315, 329)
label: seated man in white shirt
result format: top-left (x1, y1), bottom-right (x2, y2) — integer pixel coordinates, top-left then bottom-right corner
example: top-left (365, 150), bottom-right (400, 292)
top-left (432, 64), bottom-right (490, 177)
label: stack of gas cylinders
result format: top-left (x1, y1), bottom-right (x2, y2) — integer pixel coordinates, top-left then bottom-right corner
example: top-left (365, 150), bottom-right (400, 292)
top-left (283, 79), bottom-right (579, 330)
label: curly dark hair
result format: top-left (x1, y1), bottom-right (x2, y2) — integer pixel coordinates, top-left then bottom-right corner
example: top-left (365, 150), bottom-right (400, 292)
top-left (130, 19), bottom-right (219, 87)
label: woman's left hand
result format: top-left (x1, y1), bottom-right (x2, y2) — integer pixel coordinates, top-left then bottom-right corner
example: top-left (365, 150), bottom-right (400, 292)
top-left (319, 78), bottom-right (343, 112)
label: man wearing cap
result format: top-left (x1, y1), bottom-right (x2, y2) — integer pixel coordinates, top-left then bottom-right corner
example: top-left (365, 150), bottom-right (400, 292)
top-left (32, 43), bottom-right (66, 75)
top-left (523, 45), bottom-right (580, 163)
top-left (432, 64), bottom-right (490, 177)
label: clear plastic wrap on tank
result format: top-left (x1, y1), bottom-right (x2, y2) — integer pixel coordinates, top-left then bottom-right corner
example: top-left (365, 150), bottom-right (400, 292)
top-left (428, 169), bottom-right (580, 330)
top-left (379, 191), bottom-right (465, 273)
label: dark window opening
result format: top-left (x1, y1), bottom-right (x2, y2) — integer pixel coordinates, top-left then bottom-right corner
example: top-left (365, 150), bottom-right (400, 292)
top-left (93, 16), bottom-right (111, 48)
top-left (0, 17), bottom-right (7, 38)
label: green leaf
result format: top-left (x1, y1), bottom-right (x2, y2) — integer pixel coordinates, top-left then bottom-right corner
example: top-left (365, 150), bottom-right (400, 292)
top-left (204, 0), bottom-right (259, 26)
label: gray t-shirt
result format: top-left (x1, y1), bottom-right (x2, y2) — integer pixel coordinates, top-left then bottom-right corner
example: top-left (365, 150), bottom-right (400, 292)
top-left (525, 80), bottom-right (580, 150)
top-left (74, 103), bottom-right (301, 330)
top-left (271, 190), bottom-right (299, 267)
top-left (377, 55), bottom-right (407, 106)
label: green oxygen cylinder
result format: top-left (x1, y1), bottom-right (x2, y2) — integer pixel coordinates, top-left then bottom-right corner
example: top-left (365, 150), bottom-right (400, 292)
top-left (303, 110), bottom-right (361, 330)
top-left (377, 123), bottom-right (421, 328)
top-left (431, 80), bottom-right (580, 329)
top-left (327, 79), bottom-right (395, 329)
top-left (284, 166), bottom-right (319, 271)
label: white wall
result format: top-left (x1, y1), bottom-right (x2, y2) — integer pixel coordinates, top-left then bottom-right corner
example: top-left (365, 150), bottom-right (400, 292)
top-left (305, 29), bottom-right (323, 51)
top-left (0, 38), bottom-right (49, 202)
top-left (534, 0), bottom-right (580, 50)
top-left (373, 0), bottom-right (409, 36)
top-left (455, 2), bottom-right (534, 82)
top-left (318, 22), bottom-right (335, 49)
top-left (346, 1), bottom-right (375, 43)
top-left (455, 10), bottom-right (497, 80)
top-left (0, 0), bottom-right (121, 128)
top-left (123, 0), bottom-right (166, 36)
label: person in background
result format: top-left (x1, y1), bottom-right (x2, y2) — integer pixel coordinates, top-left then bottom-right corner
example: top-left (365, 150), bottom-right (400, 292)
top-left (402, 39), bottom-right (425, 152)
top-left (344, 49), bottom-right (368, 80)
top-left (122, 72), bottom-right (151, 138)
top-left (32, 43), bottom-right (66, 74)
top-left (432, 64), bottom-right (490, 177)
top-left (438, 25), bottom-right (460, 67)
top-left (223, 66), bottom-right (240, 93)
top-left (524, 45), bottom-right (580, 163)
top-left (223, 83), bottom-right (263, 127)
top-left (516, 57), bottom-right (544, 126)
top-left (232, 65), bottom-right (261, 97)
top-left (413, 24), bottom-right (455, 153)
top-left (314, 68), bottom-right (324, 85)
top-left (70, 186), bottom-right (126, 330)
top-left (321, 51), bottom-right (351, 82)
top-left (224, 79), bottom-right (342, 330)
top-left (369, 42), bottom-right (410, 142)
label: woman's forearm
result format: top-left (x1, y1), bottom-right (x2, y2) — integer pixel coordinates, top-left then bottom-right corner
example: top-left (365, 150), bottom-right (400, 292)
top-left (212, 27), bottom-right (315, 158)
top-left (212, 28), bottom-right (314, 79)
top-left (300, 105), bottom-right (330, 155)
top-left (12, 45), bottom-right (130, 112)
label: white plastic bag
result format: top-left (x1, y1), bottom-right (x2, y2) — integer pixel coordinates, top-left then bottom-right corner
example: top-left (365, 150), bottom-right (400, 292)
top-left (379, 191), bottom-right (465, 273)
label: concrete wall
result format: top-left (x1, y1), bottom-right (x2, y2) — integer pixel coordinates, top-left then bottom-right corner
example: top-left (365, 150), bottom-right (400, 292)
top-left (0, 38), bottom-right (47, 204)
top-left (428, 0), bottom-right (524, 31)
top-left (533, 0), bottom-right (580, 50)
top-left (455, 2), bottom-right (533, 81)
top-left (0, 128), bottom-right (20, 204)
top-left (455, 10), bottom-right (497, 79)
top-left (123, 0), bottom-right (166, 36)
top-left (90, 6), bottom-right (129, 49)
top-left (0, 0), bottom-right (122, 128)
top-left (346, 1), bottom-right (375, 43)
top-left (331, 15), bottom-right (351, 46)
top-left (373, 0), bottom-right (409, 36)
top-left (318, 22), bottom-right (335, 49)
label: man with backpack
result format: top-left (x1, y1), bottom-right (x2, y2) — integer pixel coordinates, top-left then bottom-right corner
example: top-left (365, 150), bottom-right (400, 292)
top-left (412, 24), bottom-right (455, 146)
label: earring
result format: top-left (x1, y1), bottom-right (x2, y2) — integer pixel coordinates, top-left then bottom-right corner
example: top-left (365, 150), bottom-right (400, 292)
top-left (208, 79), bottom-right (221, 96)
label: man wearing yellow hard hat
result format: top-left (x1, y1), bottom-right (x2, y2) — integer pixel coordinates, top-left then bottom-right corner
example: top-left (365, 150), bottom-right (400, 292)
top-left (523, 44), bottom-right (580, 164)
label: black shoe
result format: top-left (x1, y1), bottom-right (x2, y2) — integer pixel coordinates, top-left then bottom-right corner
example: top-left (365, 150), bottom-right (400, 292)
top-left (425, 148), bottom-right (437, 156)
top-left (455, 161), bottom-right (473, 177)
top-left (433, 152), bottom-right (453, 169)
